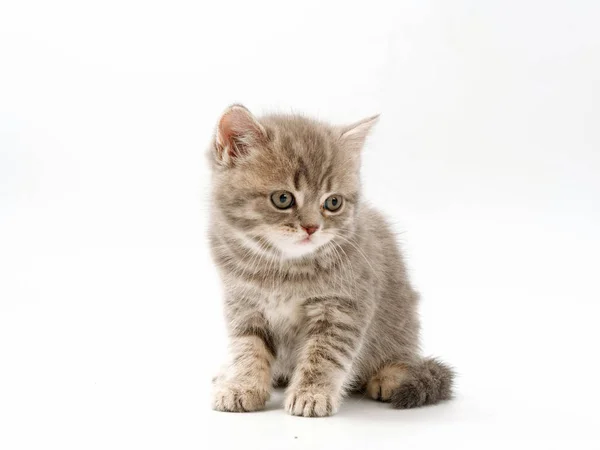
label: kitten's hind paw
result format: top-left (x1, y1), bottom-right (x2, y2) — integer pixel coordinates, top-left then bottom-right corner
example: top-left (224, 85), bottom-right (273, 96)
top-left (285, 388), bottom-right (337, 417)
top-left (366, 363), bottom-right (409, 401)
top-left (213, 384), bottom-right (269, 413)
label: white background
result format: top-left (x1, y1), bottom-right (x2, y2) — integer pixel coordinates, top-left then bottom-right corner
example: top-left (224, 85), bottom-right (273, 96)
top-left (1, 1), bottom-right (599, 449)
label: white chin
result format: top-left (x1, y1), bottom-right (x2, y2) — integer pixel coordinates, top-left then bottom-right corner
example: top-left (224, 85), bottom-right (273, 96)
top-left (269, 235), bottom-right (336, 259)
top-left (277, 241), bottom-right (321, 259)
top-left (266, 232), bottom-right (332, 260)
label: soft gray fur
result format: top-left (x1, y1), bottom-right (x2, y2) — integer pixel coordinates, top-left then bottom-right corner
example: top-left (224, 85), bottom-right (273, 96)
top-left (208, 105), bottom-right (454, 417)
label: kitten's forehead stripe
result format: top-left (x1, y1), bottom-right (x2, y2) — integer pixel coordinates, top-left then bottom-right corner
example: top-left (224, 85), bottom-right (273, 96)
top-left (283, 128), bottom-right (337, 197)
top-left (293, 168), bottom-right (301, 190)
top-left (318, 162), bottom-right (333, 191)
top-left (293, 157), bottom-right (309, 191)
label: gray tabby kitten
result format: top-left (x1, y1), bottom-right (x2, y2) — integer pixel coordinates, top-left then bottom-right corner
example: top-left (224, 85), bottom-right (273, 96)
top-left (209, 105), bottom-right (454, 417)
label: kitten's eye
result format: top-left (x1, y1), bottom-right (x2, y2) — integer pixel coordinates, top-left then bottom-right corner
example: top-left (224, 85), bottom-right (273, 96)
top-left (271, 191), bottom-right (295, 209)
top-left (324, 195), bottom-right (343, 212)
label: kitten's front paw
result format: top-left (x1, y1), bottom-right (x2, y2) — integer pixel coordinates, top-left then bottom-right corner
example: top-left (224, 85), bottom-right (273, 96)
top-left (213, 383), bottom-right (269, 413)
top-left (285, 388), bottom-right (338, 417)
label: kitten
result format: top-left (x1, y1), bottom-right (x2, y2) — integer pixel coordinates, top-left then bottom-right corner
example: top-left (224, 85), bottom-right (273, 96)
top-left (208, 105), bottom-right (454, 417)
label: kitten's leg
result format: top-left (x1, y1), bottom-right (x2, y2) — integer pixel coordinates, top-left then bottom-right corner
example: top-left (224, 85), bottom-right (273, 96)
top-left (366, 362), bottom-right (410, 401)
top-left (285, 296), bottom-right (366, 417)
top-left (212, 312), bottom-right (275, 413)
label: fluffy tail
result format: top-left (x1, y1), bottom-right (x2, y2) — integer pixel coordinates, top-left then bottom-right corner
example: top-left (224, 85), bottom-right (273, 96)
top-left (391, 358), bottom-right (455, 409)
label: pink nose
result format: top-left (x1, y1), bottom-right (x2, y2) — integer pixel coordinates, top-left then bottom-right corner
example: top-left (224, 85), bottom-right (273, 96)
top-left (301, 225), bottom-right (319, 236)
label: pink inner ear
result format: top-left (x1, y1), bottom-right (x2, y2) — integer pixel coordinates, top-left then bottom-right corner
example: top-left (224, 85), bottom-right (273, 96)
top-left (217, 107), bottom-right (264, 159)
top-left (218, 112), bottom-right (237, 150)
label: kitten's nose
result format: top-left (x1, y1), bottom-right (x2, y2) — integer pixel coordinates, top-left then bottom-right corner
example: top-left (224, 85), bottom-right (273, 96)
top-left (301, 224), bottom-right (319, 236)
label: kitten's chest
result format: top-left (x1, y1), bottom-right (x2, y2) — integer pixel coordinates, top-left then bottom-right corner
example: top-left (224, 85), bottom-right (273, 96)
top-left (262, 290), bottom-right (305, 332)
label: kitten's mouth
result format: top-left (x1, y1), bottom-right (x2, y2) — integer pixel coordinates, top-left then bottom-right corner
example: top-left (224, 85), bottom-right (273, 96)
top-left (299, 237), bottom-right (312, 244)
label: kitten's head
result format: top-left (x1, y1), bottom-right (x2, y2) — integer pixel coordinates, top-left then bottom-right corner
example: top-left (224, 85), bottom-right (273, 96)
top-left (209, 105), bottom-right (378, 259)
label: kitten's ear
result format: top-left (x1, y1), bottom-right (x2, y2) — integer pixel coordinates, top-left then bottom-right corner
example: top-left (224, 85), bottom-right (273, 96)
top-left (338, 114), bottom-right (380, 152)
top-left (214, 104), bottom-right (267, 166)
